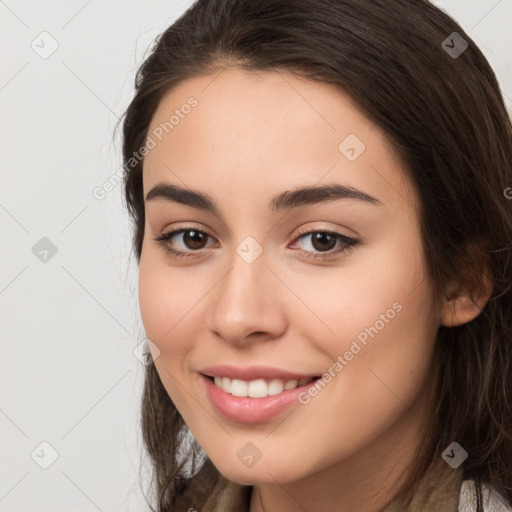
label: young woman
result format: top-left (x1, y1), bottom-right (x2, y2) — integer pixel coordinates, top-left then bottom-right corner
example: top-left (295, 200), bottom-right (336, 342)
top-left (120, 0), bottom-right (512, 510)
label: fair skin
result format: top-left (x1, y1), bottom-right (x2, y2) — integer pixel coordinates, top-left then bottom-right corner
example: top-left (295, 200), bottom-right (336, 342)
top-left (138, 68), bottom-right (490, 512)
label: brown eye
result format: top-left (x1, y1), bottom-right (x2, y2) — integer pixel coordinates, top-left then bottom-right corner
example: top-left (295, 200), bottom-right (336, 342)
top-left (153, 228), bottom-right (215, 258)
top-left (181, 230), bottom-right (209, 250)
top-left (291, 230), bottom-right (359, 261)
top-left (309, 232), bottom-right (338, 252)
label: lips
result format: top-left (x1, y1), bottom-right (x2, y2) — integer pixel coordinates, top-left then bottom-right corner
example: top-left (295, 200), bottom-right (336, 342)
top-left (199, 365), bottom-right (319, 423)
top-left (200, 373), bottom-right (321, 423)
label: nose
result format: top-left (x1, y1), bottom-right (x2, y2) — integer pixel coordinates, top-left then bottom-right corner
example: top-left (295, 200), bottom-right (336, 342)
top-left (206, 245), bottom-right (288, 346)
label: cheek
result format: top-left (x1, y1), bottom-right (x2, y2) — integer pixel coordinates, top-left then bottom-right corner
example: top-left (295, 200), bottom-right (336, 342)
top-left (300, 242), bottom-right (430, 353)
top-left (138, 255), bottom-right (168, 344)
top-left (308, 233), bottom-right (435, 399)
top-left (138, 253), bottom-right (199, 414)
top-left (339, 248), bottom-right (435, 395)
top-left (138, 249), bottom-right (213, 364)
top-left (281, 260), bottom-right (436, 470)
top-left (138, 250), bottom-right (190, 359)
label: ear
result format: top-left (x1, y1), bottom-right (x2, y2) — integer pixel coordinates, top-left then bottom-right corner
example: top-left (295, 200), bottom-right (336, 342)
top-left (439, 258), bottom-right (494, 328)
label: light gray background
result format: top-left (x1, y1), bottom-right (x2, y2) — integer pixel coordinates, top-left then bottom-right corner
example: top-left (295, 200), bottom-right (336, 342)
top-left (1, 1), bottom-right (511, 510)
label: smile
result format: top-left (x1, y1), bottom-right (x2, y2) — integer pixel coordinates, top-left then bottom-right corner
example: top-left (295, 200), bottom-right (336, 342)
top-left (200, 373), bottom-right (322, 423)
top-left (211, 376), bottom-right (315, 397)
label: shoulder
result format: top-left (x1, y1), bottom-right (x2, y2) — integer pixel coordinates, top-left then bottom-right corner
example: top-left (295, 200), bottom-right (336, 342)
top-left (458, 479), bottom-right (512, 512)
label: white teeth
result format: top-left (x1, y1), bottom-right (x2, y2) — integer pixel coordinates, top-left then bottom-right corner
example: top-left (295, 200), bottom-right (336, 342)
top-left (284, 379), bottom-right (298, 390)
top-left (222, 376), bottom-right (232, 393)
top-left (248, 379), bottom-right (267, 398)
top-left (211, 376), bottom-right (314, 397)
top-left (231, 379), bottom-right (248, 397)
top-left (267, 379), bottom-right (284, 395)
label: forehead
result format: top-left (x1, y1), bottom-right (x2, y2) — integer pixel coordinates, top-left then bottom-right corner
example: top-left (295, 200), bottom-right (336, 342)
top-left (142, 68), bottom-right (418, 216)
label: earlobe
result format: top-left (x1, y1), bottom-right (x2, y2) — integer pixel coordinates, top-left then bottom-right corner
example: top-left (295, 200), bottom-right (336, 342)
top-left (440, 272), bottom-right (494, 327)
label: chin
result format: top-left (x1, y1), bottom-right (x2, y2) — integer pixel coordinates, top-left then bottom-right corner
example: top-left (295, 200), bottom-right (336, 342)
top-left (211, 456), bottom-right (307, 486)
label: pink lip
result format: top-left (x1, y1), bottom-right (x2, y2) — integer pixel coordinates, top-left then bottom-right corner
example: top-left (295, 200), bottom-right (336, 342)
top-left (199, 364), bottom-right (319, 381)
top-left (200, 373), bottom-right (321, 423)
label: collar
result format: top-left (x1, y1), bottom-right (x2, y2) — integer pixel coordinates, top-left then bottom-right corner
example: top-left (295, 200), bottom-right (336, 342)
top-left (381, 464), bottom-right (464, 512)
top-left (191, 459), bottom-right (464, 512)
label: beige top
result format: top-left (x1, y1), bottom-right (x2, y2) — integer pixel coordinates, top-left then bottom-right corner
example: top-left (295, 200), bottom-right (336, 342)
top-left (458, 479), bottom-right (512, 512)
top-left (177, 459), bottom-right (511, 512)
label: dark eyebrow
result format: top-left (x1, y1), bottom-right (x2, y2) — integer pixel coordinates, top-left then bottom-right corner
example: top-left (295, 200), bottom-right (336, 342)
top-left (145, 182), bottom-right (382, 214)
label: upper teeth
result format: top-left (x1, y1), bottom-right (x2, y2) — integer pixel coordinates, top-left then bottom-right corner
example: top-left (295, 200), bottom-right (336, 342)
top-left (213, 376), bottom-right (313, 398)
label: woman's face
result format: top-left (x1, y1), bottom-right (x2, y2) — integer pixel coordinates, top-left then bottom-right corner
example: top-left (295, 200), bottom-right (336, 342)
top-left (138, 68), bottom-right (442, 489)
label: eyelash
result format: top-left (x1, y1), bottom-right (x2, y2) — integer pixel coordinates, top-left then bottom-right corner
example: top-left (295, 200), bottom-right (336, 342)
top-left (152, 226), bottom-right (360, 261)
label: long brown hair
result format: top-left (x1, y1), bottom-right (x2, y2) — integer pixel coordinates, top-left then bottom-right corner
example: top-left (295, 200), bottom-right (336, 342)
top-left (120, 0), bottom-right (512, 510)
